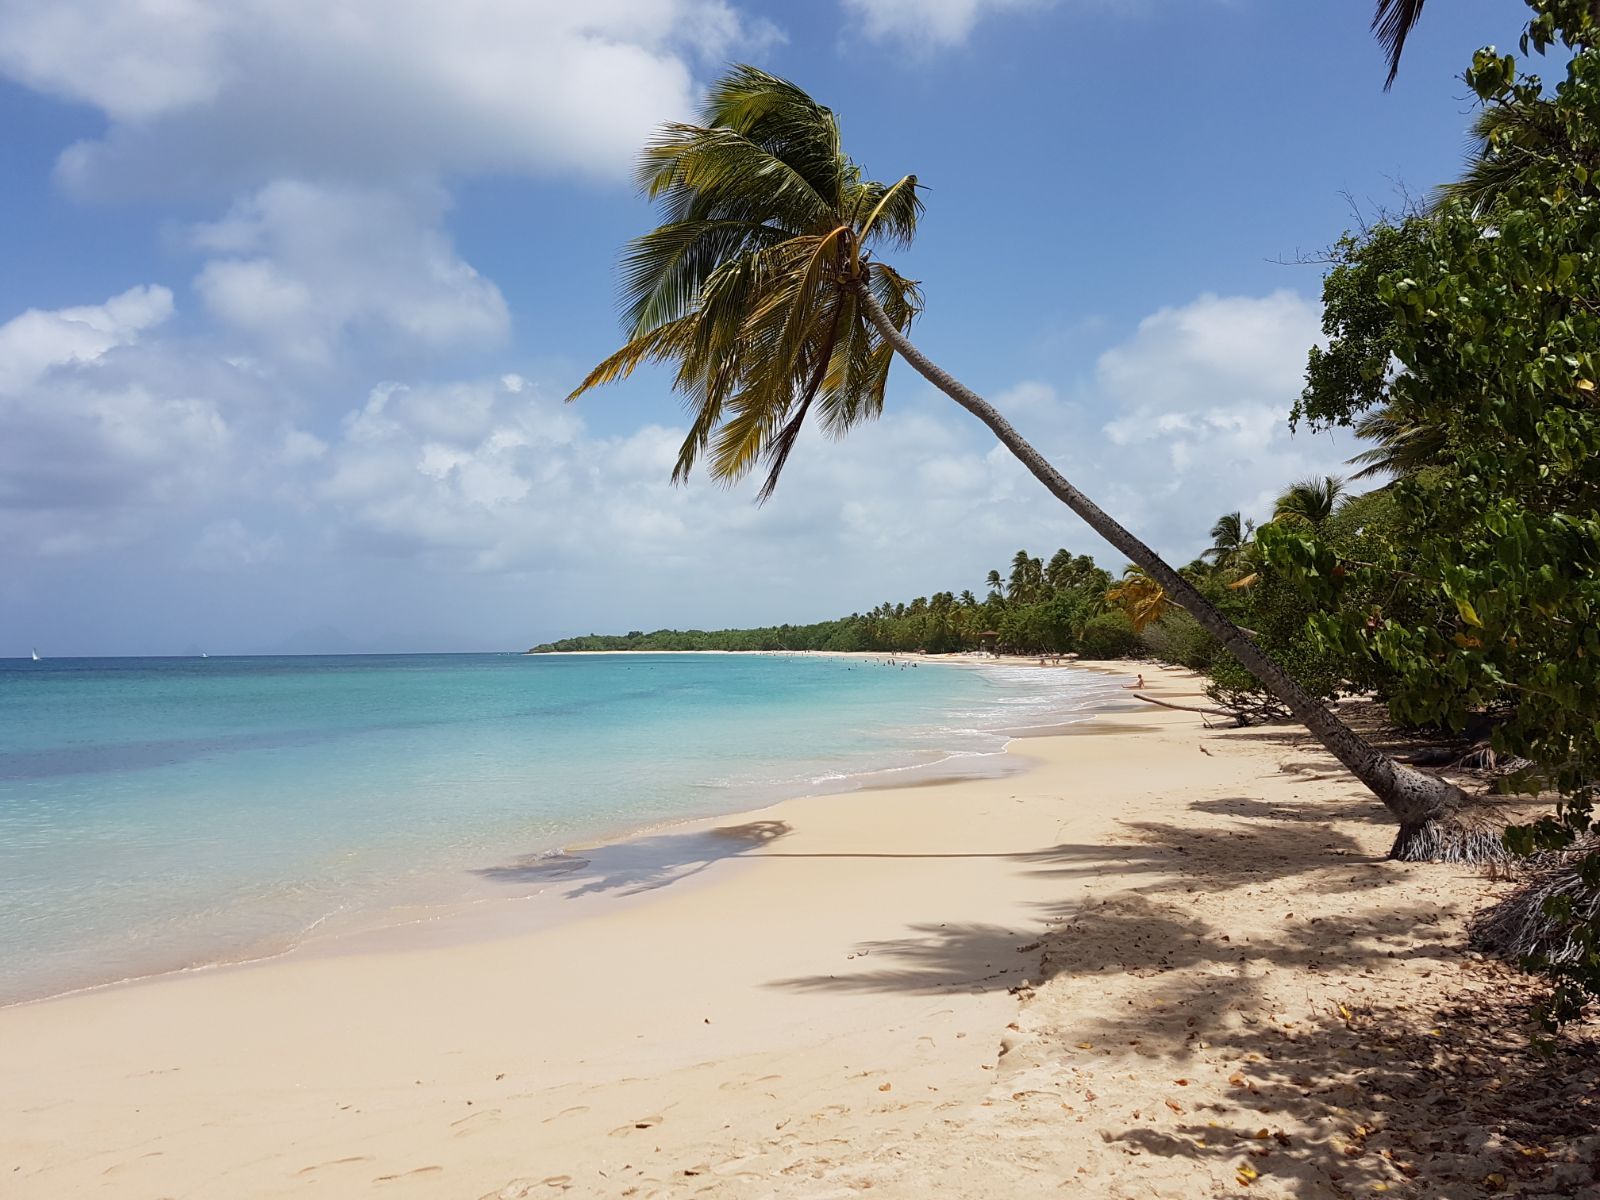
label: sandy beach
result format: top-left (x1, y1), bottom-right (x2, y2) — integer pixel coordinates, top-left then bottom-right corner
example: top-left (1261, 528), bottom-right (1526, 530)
top-left (3, 662), bottom-right (1591, 1199)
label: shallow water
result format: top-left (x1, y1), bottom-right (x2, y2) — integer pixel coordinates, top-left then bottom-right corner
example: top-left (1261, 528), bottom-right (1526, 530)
top-left (0, 652), bottom-right (1130, 1003)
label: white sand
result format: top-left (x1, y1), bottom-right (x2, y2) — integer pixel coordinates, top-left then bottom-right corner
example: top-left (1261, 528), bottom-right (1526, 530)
top-left (0, 664), bottom-right (1529, 1198)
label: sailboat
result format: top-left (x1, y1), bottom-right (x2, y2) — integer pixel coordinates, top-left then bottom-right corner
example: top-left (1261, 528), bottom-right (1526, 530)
top-left (30, 648), bottom-right (40, 661)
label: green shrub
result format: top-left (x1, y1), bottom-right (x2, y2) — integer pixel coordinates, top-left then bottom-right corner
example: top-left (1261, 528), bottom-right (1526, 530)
top-left (1079, 612), bottom-right (1142, 659)
top-left (1140, 610), bottom-right (1217, 670)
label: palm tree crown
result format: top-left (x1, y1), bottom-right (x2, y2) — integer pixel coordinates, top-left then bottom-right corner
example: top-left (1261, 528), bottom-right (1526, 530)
top-left (1105, 567), bottom-right (1172, 633)
top-left (1347, 403), bottom-right (1448, 481)
top-left (1274, 476), bottom-right (1348, 528)
top-left (569, 65), bottom-right (923, 500)
top-left (1202, 511), bottom-right (1254, 569)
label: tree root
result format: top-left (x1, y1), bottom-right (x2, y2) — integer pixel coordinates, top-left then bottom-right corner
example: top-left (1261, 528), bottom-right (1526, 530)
top-left (1389, 806), bottom-right (1519, 864)
top-left (1469, 839), bottom-right (1600, 964)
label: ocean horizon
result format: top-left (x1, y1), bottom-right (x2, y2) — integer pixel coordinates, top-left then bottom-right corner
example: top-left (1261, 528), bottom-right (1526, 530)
top-left (0, 651), bottom-right (1132, 1006)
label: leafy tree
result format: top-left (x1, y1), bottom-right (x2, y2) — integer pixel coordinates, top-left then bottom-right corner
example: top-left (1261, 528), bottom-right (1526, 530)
top-left (570, 63), bottom-right (1470, 858)
top-left (1266, 3), bottom-right (1600, 993)
top-left (1294, 216), bottom-right (1431, 432)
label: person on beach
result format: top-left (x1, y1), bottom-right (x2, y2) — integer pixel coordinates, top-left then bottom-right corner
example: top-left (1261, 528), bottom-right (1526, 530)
top-left (1124, 673), bottom-right (1145, 689)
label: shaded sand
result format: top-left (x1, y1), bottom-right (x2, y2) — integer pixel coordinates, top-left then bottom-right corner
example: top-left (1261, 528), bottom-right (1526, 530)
top-left (4, 664), bottom-right (1596, 1198)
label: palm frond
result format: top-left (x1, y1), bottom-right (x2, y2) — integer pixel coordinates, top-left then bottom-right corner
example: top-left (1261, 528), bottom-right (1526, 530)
top-left (575, 64), bottom-right (922, 501)
top-left (620, 218), bottom-right (787, 334)
top-left (699, 64), bottom-right (845, 209)
top-left (1434, 99), bottom-right (1569, 217)
top-left (567, 315), bottom-right (698, 398)
top-left (639, 125), bottom-right (836, 233)
top-left (1372, 0), bottom-right (1427, 90)
top-left (1347, 403), bottom-right (1448, 480)
top-left (1273, 475), bottom-right (1348, 526)
top-left (854, 174), bottom-right (923, 251)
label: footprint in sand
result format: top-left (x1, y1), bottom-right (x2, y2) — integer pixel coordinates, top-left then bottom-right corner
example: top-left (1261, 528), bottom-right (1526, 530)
top-left (294, 1156), bottom-right (373, 1177)
top-left (541, 1105), bottom-right (589, 1124)
top-left (101, 1151), bottom-right (164, 1176)
top-left (374, 1165), bottom-right (444, 1182)
top-left (451, 1108), bottom-right (502, 1136)
top-left (482, 1176), bottom-right (573, 1197)
top-left (609, 1115), bottom-right (664, 1137)
top-left (718, 1074), bottom-right (783, 1092)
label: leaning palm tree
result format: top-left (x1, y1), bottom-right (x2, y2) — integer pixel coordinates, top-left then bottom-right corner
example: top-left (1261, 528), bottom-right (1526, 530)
top-left (1274, 476), bottom-right (1348, 529)
top-left (570, 65), bottom-right (1478, 860)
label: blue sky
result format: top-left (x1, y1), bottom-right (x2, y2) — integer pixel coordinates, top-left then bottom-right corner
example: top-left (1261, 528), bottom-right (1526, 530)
top-left (0, 0), bottom-right (1529, 654)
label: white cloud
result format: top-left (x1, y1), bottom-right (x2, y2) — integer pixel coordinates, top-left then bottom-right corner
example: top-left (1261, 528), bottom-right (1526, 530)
top-left (0, 283), bottom-right (1348, 642)
top-left (0, 285), bottom-right (173, 392)
top-left (1083, 290), bottom-right (1356, 551)
top-left (291, 286), bottom-right (1344, 607)
top-left (0, 0), bottom-right (226, 121)
top-left (190, 519), bottom-right (283, 569)
top-left (843, 0), bottom-right (1051, 47)
top-left (191, 181), bottom-right (509, 363)
top-left (0, 287), bottom-right (275, 559)
top-left (0, 369), bottom-right (232, 556)
top-left (0, 0), bottom-right (777, 198)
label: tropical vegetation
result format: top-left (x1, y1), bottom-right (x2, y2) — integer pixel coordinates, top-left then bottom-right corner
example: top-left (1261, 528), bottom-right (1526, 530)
top-left (561, 0), bottom-right (1600, 1023)
top-left (528, 546), bottom-right (1134, 657)
top-left (569, 60), bottom-right (1468, 861)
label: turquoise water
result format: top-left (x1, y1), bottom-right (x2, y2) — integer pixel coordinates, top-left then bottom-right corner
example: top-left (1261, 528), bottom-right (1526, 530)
top-left (0, 652), bottom-right (1129, 1004)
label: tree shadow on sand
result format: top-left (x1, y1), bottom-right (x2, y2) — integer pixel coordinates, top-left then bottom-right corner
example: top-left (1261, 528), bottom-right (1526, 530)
top-left (473, 818), bottom-right (793, 898)
top-left (768, 802), bottom-right (1407, 998)
top-left (768, 782), bottom-right (1599, 1196)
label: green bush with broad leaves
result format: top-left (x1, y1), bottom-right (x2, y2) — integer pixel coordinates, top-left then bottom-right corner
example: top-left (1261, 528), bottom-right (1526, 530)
top-left (1267, 0), bottom-right (1600, 1026)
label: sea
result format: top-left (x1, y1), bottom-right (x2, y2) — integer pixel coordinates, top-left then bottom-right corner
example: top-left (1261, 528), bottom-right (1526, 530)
top-left (0, 652), bottom-right (1133, 1005)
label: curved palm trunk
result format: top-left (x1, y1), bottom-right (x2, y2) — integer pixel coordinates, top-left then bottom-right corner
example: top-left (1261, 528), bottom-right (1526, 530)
top-left (855, 283), bottom-right (1495, 862)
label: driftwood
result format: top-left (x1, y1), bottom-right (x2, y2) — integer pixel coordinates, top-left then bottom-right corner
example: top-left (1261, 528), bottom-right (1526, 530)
top-left (1130, 693), bottom-right (1245, 726)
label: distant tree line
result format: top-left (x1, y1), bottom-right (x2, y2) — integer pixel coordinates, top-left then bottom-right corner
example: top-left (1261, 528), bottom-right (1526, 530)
top-left (526, 548), bottom-right (1143, 658)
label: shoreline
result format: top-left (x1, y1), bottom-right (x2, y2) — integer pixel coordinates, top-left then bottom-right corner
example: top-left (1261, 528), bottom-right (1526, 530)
top-left (7, 661), bottom-right (1551, 1198)
top-left (0, 654), bottom-right (1139, 1011)
top-left (0, 662), bottom-right (1177, 1196)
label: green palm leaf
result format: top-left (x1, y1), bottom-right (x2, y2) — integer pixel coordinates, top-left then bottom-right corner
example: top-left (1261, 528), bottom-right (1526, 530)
top-left (571, 64), bottom-right (921, 500)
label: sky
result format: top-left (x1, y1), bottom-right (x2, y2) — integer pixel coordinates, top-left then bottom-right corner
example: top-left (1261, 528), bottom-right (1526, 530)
top-left (0, 0), bottom-right (1532, 655)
